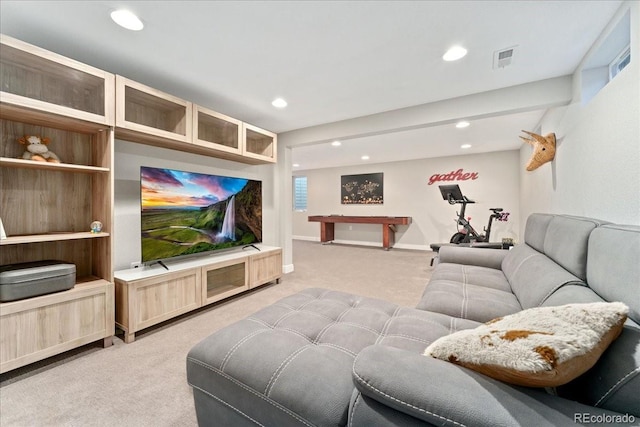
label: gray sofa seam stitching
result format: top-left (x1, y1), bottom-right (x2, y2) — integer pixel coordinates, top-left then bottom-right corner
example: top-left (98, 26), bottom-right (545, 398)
top-left (272, 307), bottom-right (306, 327)
top-left (326, 321), bottom-right (381, 336)
top-left (264, 345), bottom-right (311, 396)
top-left (220, 329), bottom-right (267, 371)
top-left (315, 304), bottom-right (354, 342)
top-left (317, 343), bottom-right (357, 357)
top-left (380, 334), bottom-right (432, 344)
top-left (249, 315), bottom-right (383, 338)
top-left (351, 365), bottom-right (467, 427)
top-left (314, 319), bottom-right (341, 343)
top-left (391, 314), bottom-right (458, 329)
top-left (348, 305), bottom-right (398, 316)
top-left (348, 391), bottom-right (363, 427)
top-left (187, 357), bottom-right (314, 427)
top-left (247, 317), bottom-right (275, 328)
top-left (507, 252), bottom-right (537, 286)
top-left (265, 345), bottom-right (311, 398)
top-left (594, 366), bottom-right (640, 407)
top-left (461, 266), bottom-right (468, 319)
top-left (244, 320), bottom-right (315, 343)
top-left (536, 280), bottom-right (586, 307)
top-left (375, 306), bottom-right (401, 345)
top-left (271, 293), bottom-right (349, 328)
top-left (270, 302), bottom-right (305, 311)
top-left (191, 384), bottom-right (265, 426)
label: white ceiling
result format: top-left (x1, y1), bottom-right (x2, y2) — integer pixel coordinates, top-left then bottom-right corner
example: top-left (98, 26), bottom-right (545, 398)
top-left (0, 1), bottom-right (623, 170)
top-left (292, 109), bottom-right (547, 170)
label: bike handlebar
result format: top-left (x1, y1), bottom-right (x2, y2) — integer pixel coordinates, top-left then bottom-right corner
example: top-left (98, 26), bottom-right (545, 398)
top-left (447, 195), bottom-right (475, 205)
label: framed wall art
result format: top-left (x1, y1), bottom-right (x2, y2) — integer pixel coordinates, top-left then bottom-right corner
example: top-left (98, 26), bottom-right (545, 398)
top-left (341, 173), bottom-right (383, 204)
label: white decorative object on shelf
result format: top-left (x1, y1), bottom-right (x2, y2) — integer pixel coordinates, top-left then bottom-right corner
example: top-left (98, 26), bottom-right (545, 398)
top-left (91, 221), bottom-right (103, 233)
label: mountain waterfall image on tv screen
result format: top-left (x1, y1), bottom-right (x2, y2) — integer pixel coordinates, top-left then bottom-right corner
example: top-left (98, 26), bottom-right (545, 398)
top-left (140, 166), bottom-right (262, 262)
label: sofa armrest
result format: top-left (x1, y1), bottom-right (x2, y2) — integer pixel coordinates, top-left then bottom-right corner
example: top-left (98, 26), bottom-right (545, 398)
top-left (352, 345), bottom-right (627, 427)
top-left (438, 246), bottom-right (508, 269)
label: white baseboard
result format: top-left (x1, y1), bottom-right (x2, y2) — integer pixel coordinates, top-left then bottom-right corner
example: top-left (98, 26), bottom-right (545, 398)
top-left (283, 264), bottom-right (295, 274)
top-left (333, 239), bottom-right (382, 248)
top-left (292, 235), bottom-right (319, 242)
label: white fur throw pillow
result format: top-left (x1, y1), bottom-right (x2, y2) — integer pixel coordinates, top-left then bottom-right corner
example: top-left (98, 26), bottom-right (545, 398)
top-left (424, 302), bottom-right (628, 387)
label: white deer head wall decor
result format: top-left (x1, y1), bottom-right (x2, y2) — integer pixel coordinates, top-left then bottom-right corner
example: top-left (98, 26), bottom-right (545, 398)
top-left (520, 130), bottom-right (556, 171)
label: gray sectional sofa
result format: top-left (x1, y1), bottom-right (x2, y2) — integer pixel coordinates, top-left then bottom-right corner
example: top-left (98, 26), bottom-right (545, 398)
top-left (187, 213), bottom-right (640, 426)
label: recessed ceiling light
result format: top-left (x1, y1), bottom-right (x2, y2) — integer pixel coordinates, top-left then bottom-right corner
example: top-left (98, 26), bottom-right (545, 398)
top-left (461, 144), bottom-right (472, 149)
top-left (443, 46), bottom-right (467, 61)
top-left (331, 141), bottom-right (341, 147)
top-left (111, 10), bottom-right (144, 31)
top-left (456, 121), bottom-right (470, 128)
top-left (361, 155), bottom-right (370, 160)
top-left (293, 163), bottom-right (300, 167)
top-left (272, 98), bottom-right (288, 108)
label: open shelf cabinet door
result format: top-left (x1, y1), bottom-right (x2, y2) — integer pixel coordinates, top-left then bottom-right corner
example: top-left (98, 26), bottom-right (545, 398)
top-left (242, 123), bottom-right (277, 164)
top-left (0, 34), bottom-right (115, 128)
top-left (192, 104), bottom-right (243, 158)
top-left (115, 75), bottom-right (193, 147)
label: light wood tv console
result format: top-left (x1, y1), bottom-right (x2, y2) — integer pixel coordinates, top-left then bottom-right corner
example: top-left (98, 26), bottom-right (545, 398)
top-left (114, 246), bottom-right (282, 343)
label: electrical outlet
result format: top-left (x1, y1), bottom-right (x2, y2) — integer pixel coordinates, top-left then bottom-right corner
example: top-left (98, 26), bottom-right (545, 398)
top-left (349, 225), bottom-right (353, 230)
top-left (130, 261), bottom-right (142, 269)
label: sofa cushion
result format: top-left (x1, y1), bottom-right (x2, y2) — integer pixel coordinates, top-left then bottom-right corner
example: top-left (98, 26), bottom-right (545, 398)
top-left (502, 244), bottom-right (584, 309)
top-left (187, 288), bottom-right (478, 427)
top-left (349, 390), bottom-right (433, 427)
top-left (554, 223), bottom-right (640, 417)
top-left (524, 213), bottom-right (555, 252)
top-left (378, 307), bottom-right (480, 352)
top-left (429, 264), bottom-right (512, 292)
top-left (416, 279), bottom-right (522, 323)
top-left (558, 322), bottom-right (640, 417)
top-left (352, 345), bottom-right (627, 427)
top-left (540, 284), bottom-right (607, 307)
top-left (418, 258), bottom-right (518, 323)
top-left (587, 224), bottom-right (640, 323)
top-left (424, 302), bottom-right (628, 388)
top-left (437, 246), bottom-right (509, 270)
top-left (543, 215), bottom-right (607, 280)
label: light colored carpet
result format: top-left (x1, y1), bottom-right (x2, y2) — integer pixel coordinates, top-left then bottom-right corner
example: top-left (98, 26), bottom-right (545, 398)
top-left (0, 241), bottom-right (433, 427)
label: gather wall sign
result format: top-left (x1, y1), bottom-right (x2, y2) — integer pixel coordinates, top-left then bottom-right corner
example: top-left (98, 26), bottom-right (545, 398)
top-left (428, 168), bottom-right (479, 185)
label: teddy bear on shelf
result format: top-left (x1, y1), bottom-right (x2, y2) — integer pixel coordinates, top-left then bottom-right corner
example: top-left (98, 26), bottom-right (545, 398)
top-left (18, 135), bottom-right (61, 163)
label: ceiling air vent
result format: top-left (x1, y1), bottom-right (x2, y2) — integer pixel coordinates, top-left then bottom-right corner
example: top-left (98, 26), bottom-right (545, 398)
top-left (493, 46), bottom-right (517, 69)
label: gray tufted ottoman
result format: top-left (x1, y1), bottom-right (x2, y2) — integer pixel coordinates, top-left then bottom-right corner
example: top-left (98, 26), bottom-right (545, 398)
top-left (186, 287), bottom-right (476, 426)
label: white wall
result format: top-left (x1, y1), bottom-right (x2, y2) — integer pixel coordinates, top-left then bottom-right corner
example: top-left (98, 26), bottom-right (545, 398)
top-left (519, 1), bottom-right (640, 231)
top-left (113, 140), bottom-right (277, 271)
top-left (294, 150), bottom-right (521, 248)
top-left (278, 79), bottom-right (572, 269)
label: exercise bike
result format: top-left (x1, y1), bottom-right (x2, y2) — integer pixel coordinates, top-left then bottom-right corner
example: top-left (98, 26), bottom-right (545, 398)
top-left (438, 184), bottom-right (509, 244)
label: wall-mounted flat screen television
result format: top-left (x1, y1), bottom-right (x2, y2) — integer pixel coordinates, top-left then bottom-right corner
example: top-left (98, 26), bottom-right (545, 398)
top-left (140, 166), bottom-right (262, 263)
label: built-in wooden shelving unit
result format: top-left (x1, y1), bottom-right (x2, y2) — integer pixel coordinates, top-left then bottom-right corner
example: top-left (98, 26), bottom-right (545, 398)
top-left (0, 34), bottom-right (115, 374)
top-left (0, 33), bottom-right (281, 372)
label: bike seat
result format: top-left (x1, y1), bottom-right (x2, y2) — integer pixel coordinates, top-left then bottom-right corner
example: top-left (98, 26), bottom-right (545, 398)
top-left (490, 208), bottom-right (503, 212)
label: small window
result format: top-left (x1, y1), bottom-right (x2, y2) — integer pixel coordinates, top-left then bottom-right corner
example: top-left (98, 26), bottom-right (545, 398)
top-left (580, 9), bottom-right (630, 106)
top-left (609, 45), bottom-right (630, 81)
top-left (293, 176), bottom-right (307, 211)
